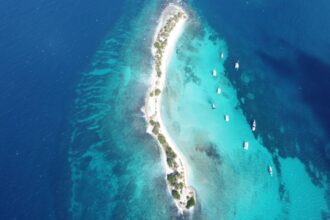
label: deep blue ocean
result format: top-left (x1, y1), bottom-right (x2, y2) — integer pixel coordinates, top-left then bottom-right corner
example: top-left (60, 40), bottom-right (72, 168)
top-left (195, 0), bottom-right (330, 180)
top-left (0, 0), bottom-right (123, 219)
top-left (0, 0), bottom-right (329, 219)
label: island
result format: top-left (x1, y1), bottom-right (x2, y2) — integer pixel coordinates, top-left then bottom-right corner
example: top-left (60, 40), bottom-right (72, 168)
top-left (143, 4), bottom-right (196, 212)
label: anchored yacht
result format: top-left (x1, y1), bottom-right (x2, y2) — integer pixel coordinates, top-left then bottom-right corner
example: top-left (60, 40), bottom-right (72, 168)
top-left (251, 119), bottom-right (256, 131)
top-left (224, 114), bottom-right (229, 122)
top-left (217, 87), bottom-right (222, 94)
top-left (235, 61), bottom-right (240, 70)
top-left (212, 69), bottom-right (217, 77)
top-left (220, 52), bottom-right (224, 59)
top-left (212, 103), bottom-right (216, 110)
top-left (268, 166), bottom-right (273, 176)
top-left (243, 141), bottom-right (249, 150)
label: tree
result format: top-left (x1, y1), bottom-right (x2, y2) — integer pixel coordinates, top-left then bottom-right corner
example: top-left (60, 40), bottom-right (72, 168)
top-left (186, 197), bottom-right (195, 209)
top-left (167, 173), bottom-right (177, 185)
top-left (155, 89), bottom-right (161, 96)
top-left (154, 42), bottom-right (161, 49)
top-left (172, 190), bottom-right (180, 200)
top-left (157, 134), bottom-right (166, 145)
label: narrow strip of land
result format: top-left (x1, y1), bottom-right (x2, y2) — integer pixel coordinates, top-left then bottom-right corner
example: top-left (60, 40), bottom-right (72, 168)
top-left (143, 4), bottom-right (196, 212)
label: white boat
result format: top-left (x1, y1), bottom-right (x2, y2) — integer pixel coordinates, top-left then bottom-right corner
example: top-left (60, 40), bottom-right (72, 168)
top-left (220, 52), bottom-right (224, 59)
top-left (268, 166), bottom-right (273, 176)
top-left (217, 87), bottom-right (222, 94)
top-left (235, 61), bottom-right (240, 70)
top-left (243, 141), bottom-right (249, 150)
top-left (212, 69), bottom-right (217, 77)
top-left (251, 119), bottom-right (256, 131)
top-left (212, 103), bottom-right (216, 110)
top-left (224, 114), bottom-right (229, 122)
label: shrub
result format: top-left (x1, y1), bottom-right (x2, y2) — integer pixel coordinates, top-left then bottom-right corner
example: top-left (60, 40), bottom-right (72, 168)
top-left (152, 126), bottom-right (159, 135)
top-left (167, 173), bottom-right (177, 185)
top-left (166, 147), bottom-right (176, 159)
top-left (154, 42), bottom-right (160, 49)
top-left (155, 89), bottom-right (161, 96)
top-left (186, 197), bottom-right (195, 209)
top-left (172, 190), bottom-right (180, 200)
top-left (157, 134), bottom-right (166, 145)
top-left (149, 120), bottom-right (156, 126)
top-left (177, 182), bottom-right (184, 190)
top-left (167, 158), bottom-right (174, 167)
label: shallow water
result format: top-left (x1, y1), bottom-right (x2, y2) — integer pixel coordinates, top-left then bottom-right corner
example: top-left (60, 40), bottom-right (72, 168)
top-left (3, 0), bottom-right (329, 219)
top-left (67, 1), bottom-right (182, 219)
top-left (161, 14), bottom-right (329, 219)
top-left (65, 0), bottom-right (330, 219)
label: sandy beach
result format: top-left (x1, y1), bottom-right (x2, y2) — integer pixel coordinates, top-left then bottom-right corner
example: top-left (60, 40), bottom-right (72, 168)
top-left (143, 4), bottom-right (195, 212)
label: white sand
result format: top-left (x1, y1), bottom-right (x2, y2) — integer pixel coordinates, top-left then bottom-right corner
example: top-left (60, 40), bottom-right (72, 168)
top-left (143, 4), bottom-right (195, 212)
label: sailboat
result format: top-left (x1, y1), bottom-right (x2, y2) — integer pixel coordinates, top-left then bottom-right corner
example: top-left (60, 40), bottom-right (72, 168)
top-left (235, 61), bottom-right (240, 70)
top-left (211, 103), bottom-right (216, 110)
top-left (268, 166), bottom-right (273, 176)
top-left (243, 141), bottom-right (249, 150)
top-left (212, 69), bottom-right (217, 77)
top-left (251, 119), bottom-right (256, 131)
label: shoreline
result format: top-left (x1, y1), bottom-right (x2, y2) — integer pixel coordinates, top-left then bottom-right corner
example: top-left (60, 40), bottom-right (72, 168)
top-left (143, 4), bottom-right (196, 212)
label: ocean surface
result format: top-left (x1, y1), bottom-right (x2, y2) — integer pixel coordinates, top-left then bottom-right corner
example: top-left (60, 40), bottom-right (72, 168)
top-left (1, 0), bottom-right (329, 219)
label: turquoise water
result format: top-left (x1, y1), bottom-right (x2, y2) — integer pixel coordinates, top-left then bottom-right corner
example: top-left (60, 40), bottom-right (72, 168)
top-left (65, 0), bottom-right (330, 219)
top-left (67, 1), bottom-right (180, 218)
top-left (161, 15), bottom-right (329, 219)
top-left (2, 0), bottom-right (329, 219)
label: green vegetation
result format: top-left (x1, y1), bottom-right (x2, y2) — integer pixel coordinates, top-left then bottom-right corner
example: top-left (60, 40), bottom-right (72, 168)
top-left (172, 190), bottom-right (180, 200)
top-left (149, 119), bottom-right (156, 126)
top-left (152, 125), bottom-right (159, 135)
top-left (172, 181), bottom-right (183, 191)
top-left (149, 11), bottom-right (195, 207)
top-left (154, 42), bottom-right (161, 49)
top-left (157, 134), bottom-right (166, 145)
top-left (166, 157), bottom-right (174, 167)
top-left (161, 39), bottom-right (167, 48)
top-left (165, 146), bottom-right (177, 168)
top-left (153, 12), bottom-right (184, 79)
top-left (186, 197), bottom-right (195, 209)
top-left (177, 182), bottom-right (184, 191)
top-left (155, 88), bottom-right (161, 96)
top-left (165, 147), bottom-right (176, 159)
top-left (150, 120), bottom-right (160, 135)
top-left (173, 15), bottom-right (179, 22)
top-left (166, 156), bottom-right (178, 168)
top-left (167, 173), bottom-right (178, 186)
